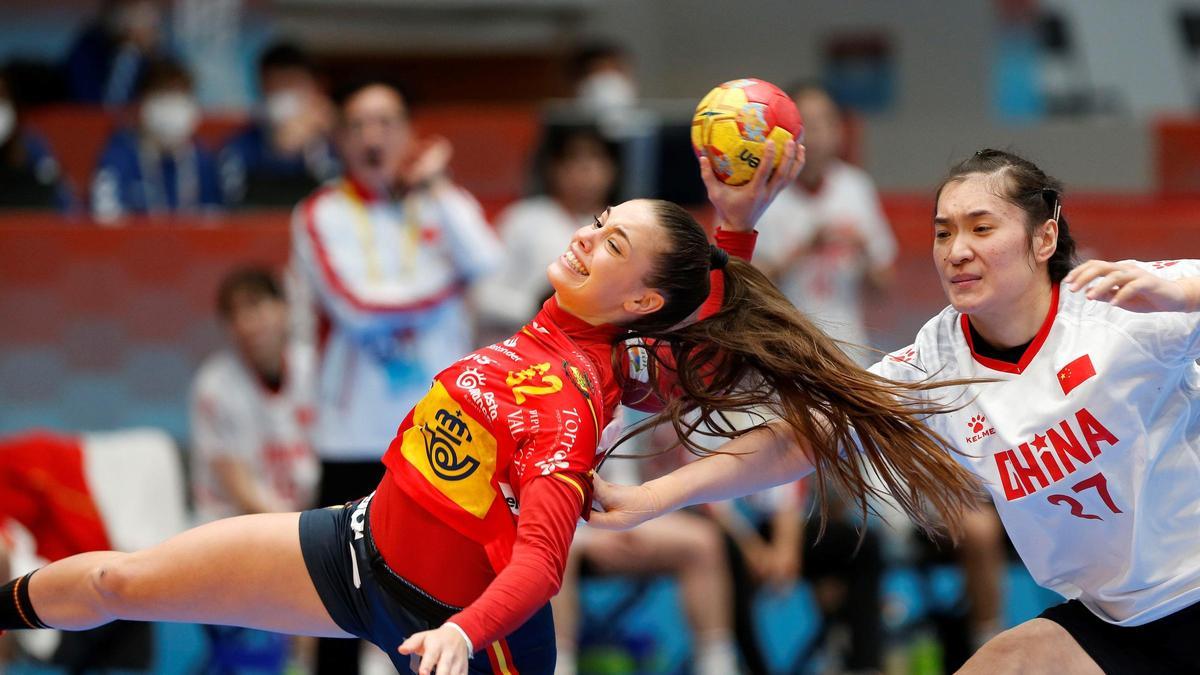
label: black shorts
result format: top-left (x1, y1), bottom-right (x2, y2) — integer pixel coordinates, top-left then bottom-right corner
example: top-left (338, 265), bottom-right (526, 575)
top-left (1039, 598), bottom-right (1200, 673)
top-left (298, 494), bottom-right (556, 674)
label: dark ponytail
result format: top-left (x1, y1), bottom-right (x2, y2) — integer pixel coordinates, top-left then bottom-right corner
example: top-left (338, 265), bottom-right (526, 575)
top-left (614, 212), bottom-right (983, 536)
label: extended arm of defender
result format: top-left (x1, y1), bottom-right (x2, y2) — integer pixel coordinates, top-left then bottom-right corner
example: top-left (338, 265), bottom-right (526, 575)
top-left (589, 420), bottom-right (816, 530)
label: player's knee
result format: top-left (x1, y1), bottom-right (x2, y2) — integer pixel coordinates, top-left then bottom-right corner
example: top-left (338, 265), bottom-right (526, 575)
top-left (89, 555), bottom-right (140, 616)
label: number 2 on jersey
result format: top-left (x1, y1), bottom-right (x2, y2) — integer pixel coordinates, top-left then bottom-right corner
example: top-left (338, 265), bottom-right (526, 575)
top-left (1047, 472), bottom-right (1123, 521)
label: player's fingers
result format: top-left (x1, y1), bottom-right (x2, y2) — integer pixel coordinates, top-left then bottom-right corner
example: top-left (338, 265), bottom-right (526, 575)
top-left (398, 633), bottom-right (425, 655)
top-left (437, 644), bottom-right (465, 675)
top-left (418, 644), bottom-right (440, 675)
top-left (698, 155), bottom-right (721, 195)
top-left (1067, 260), bottom-right (1120, 292)
top-left (1086, 269), bottom-right (1139, 301)
top-left (748, 140), bottom-right (776, 193)
top-left (1109, 279), bottom-right (1148, 309)
top-left (766, 140), bottom-right (798, 192)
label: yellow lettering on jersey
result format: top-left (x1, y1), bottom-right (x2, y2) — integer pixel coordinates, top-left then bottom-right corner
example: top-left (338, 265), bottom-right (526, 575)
top-left (400, 381), bottom-right (498, 519)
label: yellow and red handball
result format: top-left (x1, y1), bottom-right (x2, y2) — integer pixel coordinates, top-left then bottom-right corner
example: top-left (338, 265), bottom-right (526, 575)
top-left (691, 78), bottom-right (804, 185)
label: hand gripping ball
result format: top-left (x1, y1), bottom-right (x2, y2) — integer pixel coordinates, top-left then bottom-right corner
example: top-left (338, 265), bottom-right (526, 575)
top-left (691, 78), bottom-right (804, 185)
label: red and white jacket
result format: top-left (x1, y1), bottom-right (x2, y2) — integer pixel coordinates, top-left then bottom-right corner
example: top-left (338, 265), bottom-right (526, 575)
top-left (289, 177), bottom-right (503, 460)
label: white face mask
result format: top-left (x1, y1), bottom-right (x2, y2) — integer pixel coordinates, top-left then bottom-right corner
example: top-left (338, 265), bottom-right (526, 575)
top-left (0, 102), bottom-right (15, 145)
top-left (141, 92), bottom-right (199, 147)
top-left (577, 71), bottom-right (636, 112)
top-left (264, 90), bottom-right (304, 126)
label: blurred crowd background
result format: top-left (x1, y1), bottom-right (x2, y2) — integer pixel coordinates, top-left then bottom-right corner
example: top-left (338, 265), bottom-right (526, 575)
top-left (1, 1), bottom-right (1199, 674)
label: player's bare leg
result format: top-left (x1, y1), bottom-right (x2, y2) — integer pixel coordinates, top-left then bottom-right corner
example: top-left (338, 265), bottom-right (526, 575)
top-left (959, 507), bottom-right (1005, 647)
top-left (24, 513), bottom-right (349, 638)
top-left (957, 618), bottom-right (1102, 674)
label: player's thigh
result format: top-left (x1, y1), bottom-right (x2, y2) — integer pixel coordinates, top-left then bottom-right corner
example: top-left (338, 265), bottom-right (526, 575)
top-left (584, 511), bottom-right (720, 575)
top-left (957, 618), bottom-right (1102, 675)
top-left (100, 512), bottom-right (350, 637)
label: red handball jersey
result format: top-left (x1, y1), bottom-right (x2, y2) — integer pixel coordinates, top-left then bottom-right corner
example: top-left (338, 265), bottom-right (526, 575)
top-left (369, 228), bottom-right (758, 650)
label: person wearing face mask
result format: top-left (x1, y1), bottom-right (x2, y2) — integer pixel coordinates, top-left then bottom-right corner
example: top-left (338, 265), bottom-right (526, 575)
top-left (571, 43), bottom-right (638, 116)
top-left (219, 41), bottom-right (339, 208)
top-left (90, 58), bottom-right (223, 223)
top-left (0, 67), bottom-right (75, 211)
top-left (64, 0), bottom-right (164, 106)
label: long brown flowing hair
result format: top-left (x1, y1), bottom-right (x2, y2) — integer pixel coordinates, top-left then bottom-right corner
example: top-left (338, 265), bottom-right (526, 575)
top-left (614, 200), bottom-right (982, 538)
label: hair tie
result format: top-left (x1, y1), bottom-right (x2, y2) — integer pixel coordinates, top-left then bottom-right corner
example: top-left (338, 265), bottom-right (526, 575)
top-left (709, 244), bottom-right (729, 270)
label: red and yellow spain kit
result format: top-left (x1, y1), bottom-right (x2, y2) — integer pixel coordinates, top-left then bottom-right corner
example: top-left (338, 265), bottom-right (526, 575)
top-left (370, 228), bottom-right (758, 650)
top-left (370, 295), bottom-right (622, 648)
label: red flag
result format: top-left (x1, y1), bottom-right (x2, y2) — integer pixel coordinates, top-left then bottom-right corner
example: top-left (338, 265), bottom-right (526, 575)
top-left (1058, 354), bottom-right (1096, 395)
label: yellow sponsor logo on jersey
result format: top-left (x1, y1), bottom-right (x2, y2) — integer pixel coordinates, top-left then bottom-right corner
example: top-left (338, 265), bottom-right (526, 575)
top-left (400, 381), bottom-right (498, 519)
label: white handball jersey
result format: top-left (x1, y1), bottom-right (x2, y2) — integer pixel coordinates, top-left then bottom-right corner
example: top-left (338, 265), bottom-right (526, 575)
top-left (189, 343), bottom-right (320, 522)
top-left (289, 178), bottom-right (503, 460)
top-left (868, 259), bottom-right (1200, 626)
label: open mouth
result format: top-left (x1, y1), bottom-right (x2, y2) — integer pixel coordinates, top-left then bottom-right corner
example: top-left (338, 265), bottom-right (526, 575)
top-left (563, 248), bottom-right (590, 276)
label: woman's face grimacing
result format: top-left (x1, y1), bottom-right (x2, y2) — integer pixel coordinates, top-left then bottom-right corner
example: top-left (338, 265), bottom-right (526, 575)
top-left (547, 199), bottom-right (669, 326)
top-left (933, 172), bottom-right (1058, 320)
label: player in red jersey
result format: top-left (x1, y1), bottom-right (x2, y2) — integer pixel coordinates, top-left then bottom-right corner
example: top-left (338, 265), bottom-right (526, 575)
top-left (0, 140), bottom-right (983, 675)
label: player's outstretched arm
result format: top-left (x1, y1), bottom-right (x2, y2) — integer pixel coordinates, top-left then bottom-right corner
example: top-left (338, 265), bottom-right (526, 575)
top-left (1066, 259), bottom-right (1200, 313)
top-left (589, 420), bottom-right (816, 530)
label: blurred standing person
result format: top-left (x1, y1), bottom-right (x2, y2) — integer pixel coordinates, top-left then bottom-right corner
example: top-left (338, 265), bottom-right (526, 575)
top-left (288, 79), bottom-right (502, 675)
top-left (219, 41), bottom-right (339, 207)
top-left (473, 126), bottom-right (618, 342)
top-left (90, 58), bottom-right (223, 223)
top-left (190, 267), bottom-right (320, 672)
top-left (0, 67), bottom-right (75, 211)
top-left (755, 83), bottom-right (896, 364)
top-left (571, 43), bottom-right (638, 116)
top-left (64, 0), bottom-right (164, 106)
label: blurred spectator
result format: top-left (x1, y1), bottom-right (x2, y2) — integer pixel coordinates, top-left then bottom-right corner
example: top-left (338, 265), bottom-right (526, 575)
top-left (711, 480), bottom-right (886, 673)
top-left (551, 452), bottom-right (739, 675)
top-left (190, 267), bottom-right (319, 523)
top-left (219, 41), bottom-right (339, 207)
top-left (571, 42), bottom-right (638, 115)
top-left (91, 58), bottom-right (224, 223)
top-left (473, 125), bottom-right (618, 341)
top-left (0, 68), bottom-right (75, 211)
top-left (754, 83), bottom-right (897, 364)
top-left (190, 267), bottom-right (319, 673)
top-left (64, 0), bottom-right (165, 106)
top-left (288, 79), bottom-right (501, 675)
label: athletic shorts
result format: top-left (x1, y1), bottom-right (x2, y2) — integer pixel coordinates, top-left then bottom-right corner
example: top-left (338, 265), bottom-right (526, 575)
top-left (1039, 598), bottom-right (1200, 673)
top-left (298, 494), bottom-right (556, 674)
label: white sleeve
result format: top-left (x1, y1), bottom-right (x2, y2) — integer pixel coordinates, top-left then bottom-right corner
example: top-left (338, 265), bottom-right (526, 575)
top-left (289, 202), bottom-right (410, 338)
top-left (855, 176), bottom-right (897, 269)
top-left (189, 370), bottom-right (255, 461)
top-left (1118, 259), bottom-right (1200, 364)
top-left (425, 184), bottom-right (503, 282)
top-left (471, 204), bottom-right (560, 328)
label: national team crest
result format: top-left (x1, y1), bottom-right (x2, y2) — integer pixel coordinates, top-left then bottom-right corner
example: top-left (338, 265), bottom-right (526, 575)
top-left (564, 361), bottom-right (592, 399)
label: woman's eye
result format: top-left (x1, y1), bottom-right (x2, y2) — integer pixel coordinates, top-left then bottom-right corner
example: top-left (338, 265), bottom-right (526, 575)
top-left (606, 239), bottom-right (620, 254)
top-left (974, 225), bottom-right (990, 233)
top-left (592, 218), bottom-right (603, 229)
top-left (934, 231), bottom-right (950, 240)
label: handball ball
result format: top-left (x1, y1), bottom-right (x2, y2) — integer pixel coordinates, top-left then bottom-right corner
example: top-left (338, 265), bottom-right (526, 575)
top-left (691, 78), bottom-right (803, 185)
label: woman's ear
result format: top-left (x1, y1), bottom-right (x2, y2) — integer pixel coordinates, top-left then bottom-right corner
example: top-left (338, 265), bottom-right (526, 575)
top-left (1034, 218), bottom-right (1058, 264)
top-left (623, 289), bottom-right (665, 317)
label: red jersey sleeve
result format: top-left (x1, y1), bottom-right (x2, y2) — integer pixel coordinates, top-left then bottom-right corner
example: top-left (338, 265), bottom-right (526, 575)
top-left (447, 475), bottom-right (581, 650)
